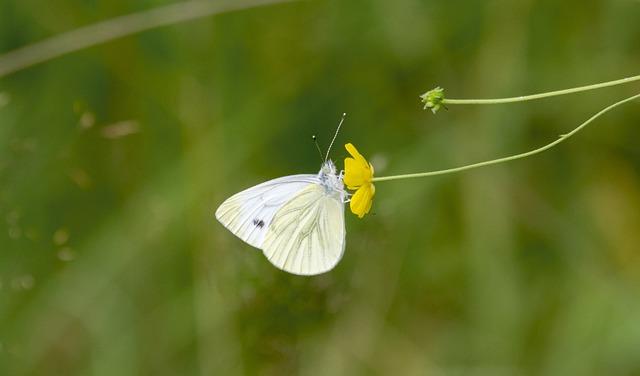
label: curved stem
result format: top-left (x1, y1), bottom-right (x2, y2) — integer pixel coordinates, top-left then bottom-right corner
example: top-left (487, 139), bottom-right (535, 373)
top-left (442, 75), bottom-right (640, 105)
top-left (374, 93), bottom-right (640, 182)
top-left (0, 0), bottom-right (297, 79)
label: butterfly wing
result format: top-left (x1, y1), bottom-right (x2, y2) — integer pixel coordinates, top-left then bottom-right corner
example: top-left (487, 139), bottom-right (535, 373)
top-left (215, 175), bottom-right (318, 248)
top-left (262, 184), bottom-right (346, 276)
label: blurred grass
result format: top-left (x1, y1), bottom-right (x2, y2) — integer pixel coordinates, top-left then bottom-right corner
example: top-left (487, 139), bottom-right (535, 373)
top-left (1, 0), bottom-right (640, 375)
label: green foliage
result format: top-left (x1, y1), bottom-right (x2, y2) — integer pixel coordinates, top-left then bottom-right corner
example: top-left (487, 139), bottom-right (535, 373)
top-left (1, 0), bottom-right (640, 375)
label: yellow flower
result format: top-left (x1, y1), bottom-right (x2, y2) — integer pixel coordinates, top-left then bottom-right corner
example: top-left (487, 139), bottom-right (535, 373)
top-left (344, 143), bottom-right (375, 218)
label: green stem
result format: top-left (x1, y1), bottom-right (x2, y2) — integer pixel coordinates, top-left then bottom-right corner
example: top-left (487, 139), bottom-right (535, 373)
top-left (373, 93), bottom-right (640, 183)
top-left (442, 75), bottom-right (640, 105)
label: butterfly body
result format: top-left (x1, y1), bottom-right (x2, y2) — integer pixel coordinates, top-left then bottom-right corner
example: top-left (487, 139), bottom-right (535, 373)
top-left (215, 161), bottom-right (347, 275)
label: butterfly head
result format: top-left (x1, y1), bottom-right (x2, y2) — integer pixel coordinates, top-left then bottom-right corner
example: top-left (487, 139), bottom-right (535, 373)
top-left (318, 160), bottom-right (345, 199)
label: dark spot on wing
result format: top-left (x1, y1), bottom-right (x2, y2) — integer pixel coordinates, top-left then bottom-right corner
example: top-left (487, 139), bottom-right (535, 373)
top-left (253, 219), bottom-right (265, 228)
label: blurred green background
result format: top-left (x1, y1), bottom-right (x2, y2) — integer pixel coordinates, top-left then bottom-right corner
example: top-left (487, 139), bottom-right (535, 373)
top-left (2, 0), bottom-right (640, 374)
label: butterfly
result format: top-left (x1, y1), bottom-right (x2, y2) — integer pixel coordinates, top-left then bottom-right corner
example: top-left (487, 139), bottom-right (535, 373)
top-left (215, 115), bottom-right (349, 276)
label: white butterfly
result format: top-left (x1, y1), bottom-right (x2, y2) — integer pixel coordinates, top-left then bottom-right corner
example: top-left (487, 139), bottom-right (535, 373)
top-left (215, 161), bottom-right (347, 275)
top-left (215, 115), bottom-right (349, 276)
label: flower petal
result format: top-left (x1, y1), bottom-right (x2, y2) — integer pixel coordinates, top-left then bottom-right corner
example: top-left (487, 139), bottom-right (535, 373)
top-left (344, 143), bottom-right (372, 189)
top-left (344, 157), bottom-right (369, 189)
top-left (345, 143), bottom-right (368, 165)
top-left (349, 184), bottom-right (375, 218)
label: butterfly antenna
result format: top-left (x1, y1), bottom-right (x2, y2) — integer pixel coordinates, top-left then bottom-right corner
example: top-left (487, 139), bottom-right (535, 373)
top-left (325, 112), bottom-right (346, 162)
top-left (311, 135), bottom-right (324, 162)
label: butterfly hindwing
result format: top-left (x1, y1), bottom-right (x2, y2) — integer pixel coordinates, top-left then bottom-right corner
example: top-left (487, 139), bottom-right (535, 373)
top-left (215, 175), bottom-right (318, 248)
top-left (262, 184), bottom-right (346, 275)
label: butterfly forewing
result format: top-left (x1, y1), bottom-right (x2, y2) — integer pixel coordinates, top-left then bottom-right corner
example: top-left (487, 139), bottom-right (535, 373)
top-left (262, 184), bottom-right (346, 275)
top-left (215, 175), bottom-right (318, 248)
